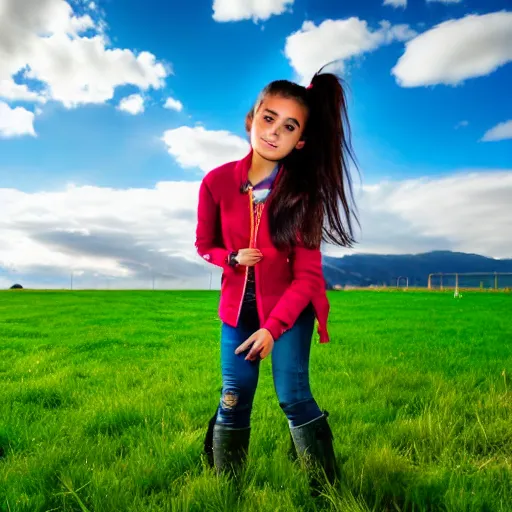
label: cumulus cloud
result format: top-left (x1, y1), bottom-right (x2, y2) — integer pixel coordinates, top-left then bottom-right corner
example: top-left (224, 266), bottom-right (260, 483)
top-left (325, 170), bottom-right (512, 259)
top-left (0, 181), bottom-right (212, 290)
top-left (0, 79), bottom-right (47, 103)
top-left (1, 166), bottom-right (511, 289)
top-left (162, 126), bottom-right (249, 173)
top-left (284, 17), bottom-right (417, 84)
top-left (212, 0), bottom-right (294, 22)
top-left (118, 93), bottom-right (145, 115)
top-left (0, 0), bottom-right (168, 108)
top-left (481, 120), bottom-right (512, 142)
top-left (383, 0), bottom-right (407, 8)
top-left (0, 101), bottom-right (36, 138)
top-left (164, 97), bottom-right (183, 112)
top-left (392, 12), bottom-right (512, 87)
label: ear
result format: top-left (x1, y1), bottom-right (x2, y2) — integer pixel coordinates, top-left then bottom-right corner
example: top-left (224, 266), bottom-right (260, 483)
top-left (295, 139), bottom-right (305, 150)
top-left (245, 112), bottom-right (253, 134)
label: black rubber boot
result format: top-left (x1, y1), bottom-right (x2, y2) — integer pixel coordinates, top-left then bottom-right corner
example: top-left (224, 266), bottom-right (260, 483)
top-left (288, 429), bottom-right (298, 461)
top-left (289, 410), bottom-right (340, 497)
top-left (203, 409), bottom-right (218, 468)
top-left (212, 423), bottom-right (251, 481)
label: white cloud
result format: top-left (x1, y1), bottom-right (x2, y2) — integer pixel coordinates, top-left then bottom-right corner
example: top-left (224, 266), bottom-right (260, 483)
top-left (0, 79), bottom-right (47, 103)
top-left (25, 34), bottom-right (167, 108)
top-left (0, 101), bottom-right (36, 138)
top-left (162, 126), bottom-right (249, 173)
top-left (70, 12), bottom-right (95, 32)
top-left (383, 0), bottom-right (407, 8)
top-left (481, 120), bottom-right (512, 142)
top-left (0, 180), bottom-right (212, 290)
top-left (212, 0), bottom-right (294, 22)
top-left (164, 97), bottom-right (183, 112)
top-left (455, 120), bottom-right (469, 129)
top-left (284, 17), bottom-right (417, 84)
top-left (1, 168), bottom-right (511, 289)
top-left (326, 170), bottom-right (512, 259)
top-left (392, 12), bottom-right (512, 87)
top-left (426, 0), bottom-right (462, 3)
top-left (0, 0), bottom-right (168, 108)
top-left (118, 93), bottom-right (145, 115)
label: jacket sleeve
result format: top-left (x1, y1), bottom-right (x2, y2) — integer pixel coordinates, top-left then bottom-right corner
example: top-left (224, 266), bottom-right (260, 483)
top-left (262, 244), bottom-right (324, 341)
top-left (195, 178), bottom-right (234, 273)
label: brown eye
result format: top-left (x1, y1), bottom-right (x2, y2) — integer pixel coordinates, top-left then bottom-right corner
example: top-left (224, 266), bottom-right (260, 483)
top-left (286, 125), bottom-right (295, 132)
top-left (263, 116), bottom-right (273, 122)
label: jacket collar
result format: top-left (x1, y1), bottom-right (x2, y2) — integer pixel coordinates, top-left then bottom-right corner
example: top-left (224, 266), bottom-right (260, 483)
top-left (236, 147), bottom-right (285, 190)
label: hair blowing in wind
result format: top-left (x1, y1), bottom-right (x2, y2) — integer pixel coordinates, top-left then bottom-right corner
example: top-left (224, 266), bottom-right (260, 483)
top-left (247, 64), bottom-right (360, 251)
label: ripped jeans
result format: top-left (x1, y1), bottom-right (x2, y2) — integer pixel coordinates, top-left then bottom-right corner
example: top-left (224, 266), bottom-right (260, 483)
top-left (215, 303), bottom-right (323, 430)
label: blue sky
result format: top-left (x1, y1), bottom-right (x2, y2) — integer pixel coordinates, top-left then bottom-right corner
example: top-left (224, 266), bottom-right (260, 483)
top-left (0, 0), bottom-right (511, 288)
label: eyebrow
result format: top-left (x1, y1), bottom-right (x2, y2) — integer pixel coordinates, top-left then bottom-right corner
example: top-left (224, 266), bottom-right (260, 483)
top-left (264, 108), bottom-right (301, 128)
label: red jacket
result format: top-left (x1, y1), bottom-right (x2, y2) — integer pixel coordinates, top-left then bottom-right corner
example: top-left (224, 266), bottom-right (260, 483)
top-left (195, 149), bottom-right (330, 343)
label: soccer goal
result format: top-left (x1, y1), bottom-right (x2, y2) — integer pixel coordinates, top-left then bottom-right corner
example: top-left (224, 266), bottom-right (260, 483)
top-left (428, 272), bottom-right (512, 292)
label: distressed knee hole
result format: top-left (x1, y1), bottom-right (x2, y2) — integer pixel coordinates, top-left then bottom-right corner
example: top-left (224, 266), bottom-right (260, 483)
top-left (221, 390), bottom-right (239, 409)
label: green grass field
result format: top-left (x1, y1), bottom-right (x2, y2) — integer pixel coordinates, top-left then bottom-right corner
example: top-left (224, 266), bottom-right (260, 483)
top-left (0, 290), bottom-right (511, 512)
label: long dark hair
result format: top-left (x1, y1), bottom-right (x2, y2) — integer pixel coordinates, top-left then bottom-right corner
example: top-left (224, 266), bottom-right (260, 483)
top-left (246, 64), bottom-right (360, 251)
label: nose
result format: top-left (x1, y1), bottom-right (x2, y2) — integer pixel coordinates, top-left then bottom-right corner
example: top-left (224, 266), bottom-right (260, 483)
top-left (268, 125), bottom-right (281, 138)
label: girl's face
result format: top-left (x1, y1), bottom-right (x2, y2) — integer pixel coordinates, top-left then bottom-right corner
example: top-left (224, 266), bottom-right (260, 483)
top-left (249, 94), bottom-right (308, 162)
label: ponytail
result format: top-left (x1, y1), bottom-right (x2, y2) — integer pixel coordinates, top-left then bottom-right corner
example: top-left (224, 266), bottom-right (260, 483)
top-left (250, 65), bottom-right (360, 251)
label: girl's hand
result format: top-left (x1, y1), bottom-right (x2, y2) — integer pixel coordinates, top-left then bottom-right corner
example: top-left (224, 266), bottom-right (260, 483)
top-left (236, 248), bottom-right (263, 266)
top-left (235, 328), bottom-right (274, 361)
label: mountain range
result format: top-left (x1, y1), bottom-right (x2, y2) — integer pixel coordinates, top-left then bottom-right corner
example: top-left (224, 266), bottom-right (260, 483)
top-left (322, 251), bottom-right (512, 289)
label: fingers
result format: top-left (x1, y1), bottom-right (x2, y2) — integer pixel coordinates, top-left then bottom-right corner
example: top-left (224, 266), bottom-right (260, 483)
top-left (234, 335), bottom-right (255, 355)
top-left (234, 330), bottom-right (272, 361)
top-left (259, 341), bottom-right (273, 360)
top-left (238, 248), bottom-right (263, 267)
top-left (246, 341), bottom-right (263, 361)
top-left (239, 249), bottom-right (262, 257)
top-left (245, 257), bottom-right (262, 266)
top-left (244, 248), bottom-right (262, 254)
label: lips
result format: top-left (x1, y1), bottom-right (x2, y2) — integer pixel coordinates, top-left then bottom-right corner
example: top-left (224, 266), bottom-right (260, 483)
top-left (262, 138), bottom-right (277, 149)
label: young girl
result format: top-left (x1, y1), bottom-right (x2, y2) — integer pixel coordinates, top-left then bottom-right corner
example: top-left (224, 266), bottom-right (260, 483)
top-left (195, 66), bottom-right (358, 495)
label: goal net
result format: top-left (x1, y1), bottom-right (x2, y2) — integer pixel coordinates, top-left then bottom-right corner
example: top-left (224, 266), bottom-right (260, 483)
top-left (428, 272), bottom-right (512, 291)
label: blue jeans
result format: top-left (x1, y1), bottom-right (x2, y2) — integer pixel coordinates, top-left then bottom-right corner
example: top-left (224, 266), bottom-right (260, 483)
top-left (215, 304), bottom-right (323, 429)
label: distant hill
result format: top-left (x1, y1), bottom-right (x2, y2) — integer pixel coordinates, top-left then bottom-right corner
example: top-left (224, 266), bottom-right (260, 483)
top-left (322, 250), bottom-right (512, 288)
